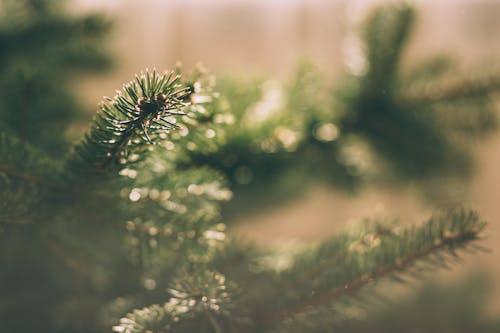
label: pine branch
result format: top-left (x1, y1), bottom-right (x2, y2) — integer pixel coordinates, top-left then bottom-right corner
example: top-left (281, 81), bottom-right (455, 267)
top-left (0, 130), bottom-right (59, 187)
top-left (113, 270), bottom-right (237, 333)
top-left (333, 276), bottom-right (500, 333)
top-left (66, 70), bottom-right (192, 177)
top-left (334, 3), bottom-right (499, 181)
top-left (110, 209), bottom-right (487, 333)
top-left (362, 3), bottom-right (414, 91)
top-left (120, 165), bottom-right (231, 270)
top-left (258, 209), bottom-right (485, 326)
top-left (0, 162), bottom-right (50, 188)
top-left (0, 5), bottom-right (111, 70)
top-left (399, 69), bottom-right (500, 107)
top-left (0, 131), bottom-right (59, 225)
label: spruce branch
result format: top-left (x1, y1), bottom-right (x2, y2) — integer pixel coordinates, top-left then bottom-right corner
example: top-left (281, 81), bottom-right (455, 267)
top-left (399, 69), bottom-right (500, 107)
top-left (258, 209), bottom-right (485, 326)
top-left (0, 161), bottom-right (49, 188)
top-left (67, 70), bottom-right (192, 176)
top-left (0, 2), bottom-right (111, 70)
top-left (0, 131), bottom-right (60, 225)
top-left (0, 131), bottom-right (59, 188)
top-left (113, 270), bottom-right (237, 333)
top-left (121, 166), bottom-right (231, 270)
top-left (334, 2), bottom-right (500, 182)
top-left (362, 2), bottom-right (414, 91)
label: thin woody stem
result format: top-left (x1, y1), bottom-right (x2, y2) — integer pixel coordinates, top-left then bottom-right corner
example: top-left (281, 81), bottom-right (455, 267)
top-left (262, 228), bottom-right (481, 324)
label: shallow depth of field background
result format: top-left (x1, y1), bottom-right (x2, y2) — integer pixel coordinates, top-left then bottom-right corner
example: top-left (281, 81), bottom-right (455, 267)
top-left (74, 0), bottom-right (500, 314)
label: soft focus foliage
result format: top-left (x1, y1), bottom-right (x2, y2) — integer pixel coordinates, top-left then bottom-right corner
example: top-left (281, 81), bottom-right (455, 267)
top-left (0, 1), bottom-right (499, 333)
top-left (0, 0), bottom-right (111, 152)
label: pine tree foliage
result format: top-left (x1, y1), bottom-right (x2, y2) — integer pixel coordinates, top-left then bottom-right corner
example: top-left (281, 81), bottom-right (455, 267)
top-left (0, 2), bottom-right (499, 333)
top-left (112, 209), bottom-right (485, 333)
top-left (67, 70), bottom-right (192, 176)
top-left (0, 0), bottom-right (111, 152)
top-left (335, 275), bottom-right (500, 333)
top-left (183, 3), bottom-right (500, 211)
top-left (0, 130), bottom-right (59, 227)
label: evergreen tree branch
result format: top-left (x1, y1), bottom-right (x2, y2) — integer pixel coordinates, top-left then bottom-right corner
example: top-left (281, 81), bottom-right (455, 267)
top-left (0, 131), bottom-right (59, 188)
top-left (334, 3), bottom-right (498, 182)
top-left (113, 270), bottom-right (238, 333)
top-left (399, 70), bottom-right (500, 107)
top-left (362, 3), bottom-right (414, 92)
top-left (258, 209), bottom-right (485, 326)
top-left (120, 165), bottom-right (231, 271)
top-left (0, 162), bottom-right (50, 188)
top-left (66, 70), bottom-right (192, 177)
top-left (0, 131), bottom-right (59, 225)
top-left (1, 1), bottom-right (497, 331)
top-left (333, 275), bottom-right (500, 333)
top-left (109, 209), bottom-right (487, 333)
top-left (0, 4), bottom-right (111, 70)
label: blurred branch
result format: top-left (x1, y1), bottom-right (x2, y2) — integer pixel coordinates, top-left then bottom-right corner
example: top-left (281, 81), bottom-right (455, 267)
top-left (260, 209), bottom-right (485, 325)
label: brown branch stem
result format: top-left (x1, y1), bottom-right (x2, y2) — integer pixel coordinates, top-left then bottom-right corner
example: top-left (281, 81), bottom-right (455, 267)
top-left (262, 229), bottom-right (480, 325)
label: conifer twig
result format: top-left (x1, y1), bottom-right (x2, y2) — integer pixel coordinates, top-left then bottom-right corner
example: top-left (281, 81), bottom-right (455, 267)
top-left (399, 71), bottom-right (500, 107)
top-left (67, 70), bottom-right (192, 176)
top-left (262, 209), bottom-right (485, 324)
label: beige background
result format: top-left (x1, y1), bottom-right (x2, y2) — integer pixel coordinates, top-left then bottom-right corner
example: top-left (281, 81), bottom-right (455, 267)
top-left (73, 0), bottom-right (500, 314)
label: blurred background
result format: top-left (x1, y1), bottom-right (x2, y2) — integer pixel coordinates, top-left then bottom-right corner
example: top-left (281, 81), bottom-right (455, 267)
top-left (73, 0), bottom-right (500, 311)
top-left (73, 0), bottom-right (500, 98)
top-left (2, 0), bottom-right (500, 330)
